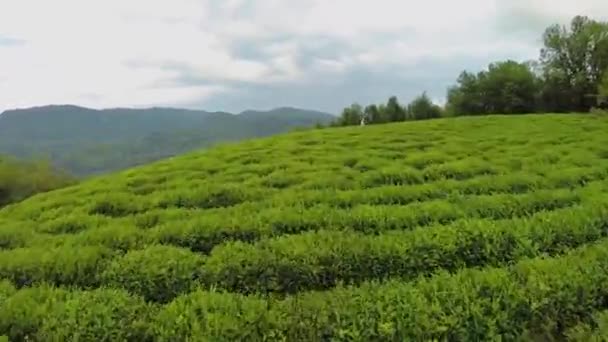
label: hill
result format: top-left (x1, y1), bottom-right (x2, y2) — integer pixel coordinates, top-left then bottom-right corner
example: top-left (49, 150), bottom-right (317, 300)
top-left (0, 105), bottom-right (334, 176)
top-left (1, 114), bottom-right (608, 340)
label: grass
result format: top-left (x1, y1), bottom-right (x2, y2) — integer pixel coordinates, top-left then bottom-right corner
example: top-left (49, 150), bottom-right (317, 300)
top-left (1, 113), bottom-right (608, 340)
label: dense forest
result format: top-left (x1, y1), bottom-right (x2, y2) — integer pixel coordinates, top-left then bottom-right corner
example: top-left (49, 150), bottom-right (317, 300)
top-left (334, 15), bottom-right (608, 126)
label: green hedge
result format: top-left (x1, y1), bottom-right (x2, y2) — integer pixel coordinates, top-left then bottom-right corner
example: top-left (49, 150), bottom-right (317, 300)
top-left (152, 188), bottom-right (582, 254)
top-left (0, 220), bottom-right (34, 249)
top-left (152, 290), bottom-right (284, 341)
top-left (37, 288), bottom-right (155, 341)
top-left (101, 245), bottom-right (206, 303)
top-left (566, 310), bottom-right (608, 341)
top-left (0, 246), bottom-right (113, 288)
top-left (203, 203), bottom-right (608, 294)
top-left (0, 285), bottom-right (72, 341)
top-left (151, 238), bottom-right (608, 340)
top-left (0, 286), bottom-right (154, 341)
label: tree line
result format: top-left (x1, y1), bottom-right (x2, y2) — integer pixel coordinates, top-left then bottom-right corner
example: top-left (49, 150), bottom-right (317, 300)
top-left (333, 15), bottom-right (608, 127)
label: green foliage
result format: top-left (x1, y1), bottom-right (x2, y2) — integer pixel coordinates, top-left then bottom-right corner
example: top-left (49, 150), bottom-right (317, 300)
top-left (540, 16), bottom-right (608, 112)
top-left (408, 92), bottom-right (443, 120)
top-left (335, 94), bottom-right (444, 127)
top-left (598, 71), bottom-right (608, 108)
top-left (444, 15), bottom-right (608, 115)
top-left (0, 286), bottom-right (154, 341)
top-left (447, 60), bottom-right (539, 115)
top-left (566, 310), bottom-right (608, 341)
top-left (0, 246), bottom-right (113, 288)
top-left (37, 289), bottom-right (155, 341)
top-left (0, 285), bottom-right (72, 341)
top-left (153, 290), bottom-right (283, 341)
top-left (101, 245), bottom-right (206, 303)
top-left (0, 114), bottom-right (607, 339)
top-left (0, 156), bottom-right (74, 207)
top-left (336, 103), bottom-right (364, 126)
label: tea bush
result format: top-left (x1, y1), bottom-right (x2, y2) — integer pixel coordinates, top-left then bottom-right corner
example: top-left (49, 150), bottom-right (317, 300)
top-left (101, 245), bottom-right (205, 303)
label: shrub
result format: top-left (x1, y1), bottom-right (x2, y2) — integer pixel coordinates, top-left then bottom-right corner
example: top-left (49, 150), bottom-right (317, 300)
top-left (0, 156), bottom-right (74, 208)
top-left (157, 185), bottom-right (253, 209)
top-left (0, 285), bottom-right (72, 341)
top-left (153, 290), bottom-right (284, 341)
top-left (202, 204), bottom-right (608, 294)
top-left (66, 223), bottom-right (149, 252)
top-left (37, 288), bottom-right (155, 341)
top-left (101, 245), bottom-right (206, 303)
top-left (89, 194), bottom-right (144, 217)
top-left (0, 246), bottom-right (113, 288)
top-left (0, 221), bottom-right (34, 249)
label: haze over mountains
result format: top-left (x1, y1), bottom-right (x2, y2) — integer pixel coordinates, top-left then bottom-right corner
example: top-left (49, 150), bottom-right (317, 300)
top-left (0, 105), bottom-right (334, 176)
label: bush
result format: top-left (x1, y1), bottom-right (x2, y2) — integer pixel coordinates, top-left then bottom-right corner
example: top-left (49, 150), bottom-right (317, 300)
top-left (0, 220), bottom-right (34, 249)
top-left (0, 246), bottom-right (113, 288)
top-left (0, 285), bottom-right (72, 341)
top-left (153, 290), bottom-right (284, 341)
top-left (156, 184), bottom-right (256, 209)
top-left (101, 245), bottom-right (206, 303)
top-left (37, 288), bottom-right (155, 341)
top-left (0, 156), bottom-right (74, 208)
top-left (202, 204), bottom-right (608, 294)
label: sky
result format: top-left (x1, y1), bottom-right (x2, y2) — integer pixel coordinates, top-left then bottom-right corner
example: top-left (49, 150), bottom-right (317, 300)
top-left (1, 1), bottom-right (608, 114)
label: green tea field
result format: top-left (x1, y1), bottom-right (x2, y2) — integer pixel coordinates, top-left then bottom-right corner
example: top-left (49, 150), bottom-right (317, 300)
top-left (2, 113), bottom-right (608, 341)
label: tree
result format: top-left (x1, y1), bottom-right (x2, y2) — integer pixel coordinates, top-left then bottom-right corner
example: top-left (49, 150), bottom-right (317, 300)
top-left (598, 71), bottom-right (608, 108)
top-left (336, 103), bottom-right (364, 126)
top-left (446, 61), bottom-right (539, 115)
top-left (540, 15), bottom-right (608, 111)
top-left (408, 92), bottom-right (442, 120)
top-left (364, 104), bottom-right (385, 124)
top-left (385, 96), bottom-right (407, 122)
top-left (482, 61), bottom-right (539, 114)
top-left (446, 71), bottom-right (484, 116)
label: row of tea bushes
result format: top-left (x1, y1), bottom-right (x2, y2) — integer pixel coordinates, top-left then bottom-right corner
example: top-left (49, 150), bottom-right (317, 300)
top-left (1, 199), bottom-right (607, 303)
top-left (4, 237), bottom-right (608, 340)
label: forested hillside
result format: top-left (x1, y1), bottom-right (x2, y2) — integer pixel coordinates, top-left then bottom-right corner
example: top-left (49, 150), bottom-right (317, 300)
top-left (0, 105), bottom-right (333, 176)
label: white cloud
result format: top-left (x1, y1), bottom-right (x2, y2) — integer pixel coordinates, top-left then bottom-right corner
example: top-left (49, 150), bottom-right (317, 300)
top-left (1, 0), bottom-right (607, 112)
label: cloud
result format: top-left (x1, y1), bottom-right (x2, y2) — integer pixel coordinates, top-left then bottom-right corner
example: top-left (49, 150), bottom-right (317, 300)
top-left (0, 35), bottom-right (25, 47)
top-left (1, 0), bottom-right (607, 113)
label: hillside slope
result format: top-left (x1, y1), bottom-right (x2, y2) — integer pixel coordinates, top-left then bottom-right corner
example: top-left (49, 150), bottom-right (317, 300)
top-left (0, 105), bottom-right (334, 176)
top-left (2, 114), bottom-right (608, 340)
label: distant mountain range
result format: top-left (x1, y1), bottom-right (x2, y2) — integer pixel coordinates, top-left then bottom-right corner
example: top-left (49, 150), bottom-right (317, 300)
top-left (0, 105), bottom-right (334, 176)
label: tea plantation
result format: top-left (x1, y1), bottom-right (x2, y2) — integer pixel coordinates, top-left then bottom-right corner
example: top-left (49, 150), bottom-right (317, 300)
top-left (2, 113), bottom-right (608, 341)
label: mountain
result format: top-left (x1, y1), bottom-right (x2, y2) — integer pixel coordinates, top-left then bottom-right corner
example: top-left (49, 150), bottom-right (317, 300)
top-left (0, 105), bottom-right (334, 176)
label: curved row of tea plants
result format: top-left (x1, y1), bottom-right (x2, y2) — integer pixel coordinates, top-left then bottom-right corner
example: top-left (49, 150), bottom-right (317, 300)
top-left (3, 236), bottom-right (608, 340)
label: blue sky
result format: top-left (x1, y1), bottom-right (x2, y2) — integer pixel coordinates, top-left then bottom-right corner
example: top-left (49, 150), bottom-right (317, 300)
top-left (1, 0), bottom-right (607, 114)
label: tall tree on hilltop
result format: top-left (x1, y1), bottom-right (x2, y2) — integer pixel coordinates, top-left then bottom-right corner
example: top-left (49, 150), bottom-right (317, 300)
top-left (446, 71), bottom-right (484, 116)
top-left (385, 96), bottom-right (407, 122)
top-left (337, 103), bottom-right (364, 126)
top-left (446, 61), bottom-right (538, 115)
top-left (364, 104), bottom-right (385, 124)
top-left (408, 92), bottom-right (442, 120)
top-left (540, 15), bottom-right (608, 111)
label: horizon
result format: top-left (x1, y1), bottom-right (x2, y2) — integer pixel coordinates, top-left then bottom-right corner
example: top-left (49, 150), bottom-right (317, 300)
top-left (0, 103), bottom-right (338, 117)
